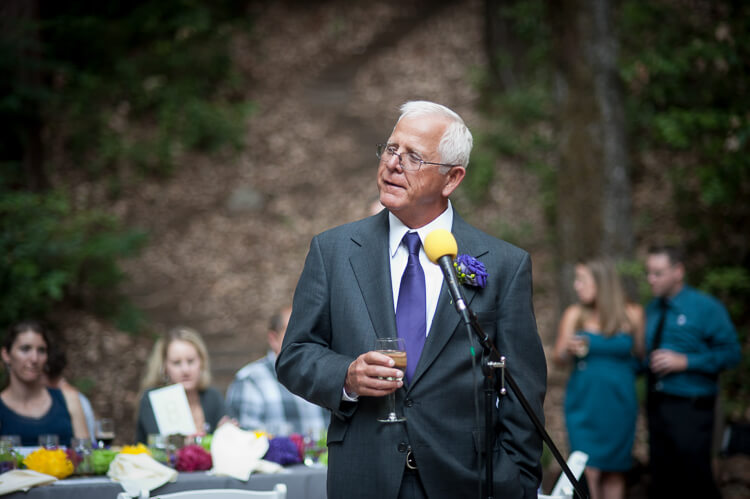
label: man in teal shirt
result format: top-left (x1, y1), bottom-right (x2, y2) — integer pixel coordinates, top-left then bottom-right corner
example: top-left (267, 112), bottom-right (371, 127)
top-left (645, 245), bottom-right (741, 499)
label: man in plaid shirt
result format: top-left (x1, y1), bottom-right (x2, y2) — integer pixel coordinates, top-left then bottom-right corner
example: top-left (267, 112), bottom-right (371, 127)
top-left (226, 306), bottom-right (329, 435)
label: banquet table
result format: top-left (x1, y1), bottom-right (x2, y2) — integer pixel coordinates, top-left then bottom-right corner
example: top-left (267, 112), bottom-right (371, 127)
top-left (2, 465), bottom-right (327, 499)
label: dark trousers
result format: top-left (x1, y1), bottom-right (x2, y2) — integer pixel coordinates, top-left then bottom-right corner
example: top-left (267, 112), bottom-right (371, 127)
top-left (647, 391), bottom-right (721, 499)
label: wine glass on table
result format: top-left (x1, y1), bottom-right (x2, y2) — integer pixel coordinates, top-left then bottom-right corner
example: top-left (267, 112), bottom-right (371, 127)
top-left (375, 337), bottom-right (407, 423)
top-left (95, 418), bottom-right (115, 448)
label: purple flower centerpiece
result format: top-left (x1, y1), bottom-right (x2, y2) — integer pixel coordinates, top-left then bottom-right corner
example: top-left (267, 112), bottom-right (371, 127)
top-left (453, 254), bottom-right (488, 289)
top-left (265, 436), bottom-right (303, 466)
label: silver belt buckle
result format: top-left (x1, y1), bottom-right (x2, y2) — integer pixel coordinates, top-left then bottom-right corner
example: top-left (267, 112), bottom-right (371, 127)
top-left (406, 449), bottom-right (418, 470)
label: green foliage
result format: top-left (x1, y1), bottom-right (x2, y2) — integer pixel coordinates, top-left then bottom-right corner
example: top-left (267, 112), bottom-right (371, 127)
top-left (469, 84), bottom-right (555, 208)
top-left (701, 267), bottom-right (750, 318)
top-left (0, 1), bottom-right (254, 333)
top-left (699, 267), bottom-right (750, 419)
top-left (615, 259), bottom-right (650, 305)
top-left (620, 0), bottom-right (750, 419)
top-left (3, 0), bottom-right (254, 183)
top-left (0, 191), bottom-right (146, 332)
top-left (472, 0), bottom-right (555, 222)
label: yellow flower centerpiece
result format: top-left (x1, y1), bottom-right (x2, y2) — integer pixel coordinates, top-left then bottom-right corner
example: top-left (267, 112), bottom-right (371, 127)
top-left (119, 443), bottom-right (151, 455)
top-left (23, 448), bottom-right (74, 479)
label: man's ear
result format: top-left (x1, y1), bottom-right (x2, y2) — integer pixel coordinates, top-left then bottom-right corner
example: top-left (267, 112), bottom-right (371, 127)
top-left (675, 262), bottom-right (686, 282)
top-left (268, 331), bottom-right (282, 355)
top-left (442, 166), bottom-right (466, 198)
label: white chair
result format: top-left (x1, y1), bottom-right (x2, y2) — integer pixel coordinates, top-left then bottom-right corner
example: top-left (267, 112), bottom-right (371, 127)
top-left (538, 450), bottom-right (588, 499)
top-left (152, 483), bottom-right (287, 499)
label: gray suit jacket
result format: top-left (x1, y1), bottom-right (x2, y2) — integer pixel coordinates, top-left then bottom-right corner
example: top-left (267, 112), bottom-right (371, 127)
top-left (276, 210), bottom-right (546, 499)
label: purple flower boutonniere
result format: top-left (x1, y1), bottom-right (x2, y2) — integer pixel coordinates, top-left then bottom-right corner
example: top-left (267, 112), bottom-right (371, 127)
top-left (453, 254), bottom-right (488, 289)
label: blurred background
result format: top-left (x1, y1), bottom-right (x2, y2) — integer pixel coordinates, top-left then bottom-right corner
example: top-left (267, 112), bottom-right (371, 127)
top-left (1, 0), bottom-right (748, 496)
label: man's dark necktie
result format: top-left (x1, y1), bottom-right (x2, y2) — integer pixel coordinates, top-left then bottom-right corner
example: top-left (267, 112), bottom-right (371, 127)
top-left (396, 232), bottom-right (426, 383)
top-left (648, 297), bottom-right (669, 390)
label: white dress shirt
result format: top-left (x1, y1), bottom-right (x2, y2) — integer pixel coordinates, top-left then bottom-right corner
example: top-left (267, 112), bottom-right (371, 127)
top-left (387, 202), bottom-right (453, 337)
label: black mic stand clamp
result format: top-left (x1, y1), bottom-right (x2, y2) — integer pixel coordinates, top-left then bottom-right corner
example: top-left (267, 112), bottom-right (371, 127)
top-left (484, 356), bottom-right (506, 396)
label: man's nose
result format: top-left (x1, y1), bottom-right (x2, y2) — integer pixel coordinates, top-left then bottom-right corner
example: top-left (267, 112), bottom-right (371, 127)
top-left (385, 151), bottom-right (403, 171)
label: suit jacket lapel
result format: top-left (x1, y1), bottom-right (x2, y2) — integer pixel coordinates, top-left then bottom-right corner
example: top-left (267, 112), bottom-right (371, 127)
top-left (350, 211), bottom-right (398, 340)
top-left (408, 212), bottom-right (489, 388)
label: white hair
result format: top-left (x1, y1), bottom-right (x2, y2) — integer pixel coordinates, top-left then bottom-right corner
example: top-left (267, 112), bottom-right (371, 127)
top-left (396, 100), bottom-right (473, 169)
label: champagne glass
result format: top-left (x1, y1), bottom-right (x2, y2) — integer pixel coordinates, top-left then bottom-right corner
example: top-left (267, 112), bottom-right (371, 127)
top-left (375, 337), bottom-right (407, 423)
top-left (95, 418), bottom-right (115, 448)
top-left (573, 334), bottom-right (590, 358)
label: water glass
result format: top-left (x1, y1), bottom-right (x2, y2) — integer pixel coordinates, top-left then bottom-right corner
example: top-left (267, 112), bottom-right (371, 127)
top-left (70, 437), bottom-right (93, 475)
top-left (0, 440), bottom-right (18, 473)
top-left (303, 429), bottom-right (327, 466)
top-left (0, 435), bottom-right (21, 448)
top-left (38, 434), bottom-right (59, 449)
top-left (95, 418), bottom-right (115, 448)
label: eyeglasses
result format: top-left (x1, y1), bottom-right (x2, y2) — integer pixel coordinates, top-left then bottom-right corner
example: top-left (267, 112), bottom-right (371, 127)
top-left (376, 143), bottom-right (460, 172)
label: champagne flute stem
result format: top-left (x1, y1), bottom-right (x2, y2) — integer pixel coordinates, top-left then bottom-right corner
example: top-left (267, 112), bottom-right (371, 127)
top-left (387, 392), bottom-right (396, 418)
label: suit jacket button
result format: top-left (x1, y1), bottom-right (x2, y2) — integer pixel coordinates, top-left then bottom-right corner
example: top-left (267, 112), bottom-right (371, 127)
top-left (398, 442), bottom-right (408, 453)
top-left (404, 398), bottom-right (413, 407)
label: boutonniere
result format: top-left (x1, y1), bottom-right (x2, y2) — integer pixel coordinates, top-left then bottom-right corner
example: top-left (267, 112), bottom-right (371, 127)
top-left (453, 254), bottom-right (488, 289)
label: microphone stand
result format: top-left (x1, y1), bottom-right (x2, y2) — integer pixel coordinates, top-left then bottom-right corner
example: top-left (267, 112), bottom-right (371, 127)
top-left (459, 307), bottom-right (588, 499)
top-left (429, 246), bottom-right (587, 499)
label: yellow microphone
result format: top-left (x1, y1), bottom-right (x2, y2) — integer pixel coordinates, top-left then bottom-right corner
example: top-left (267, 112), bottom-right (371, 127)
top-left (424, 229), bottom-right (458, 264)
top-left (424, 229), bottom-right (469, 318)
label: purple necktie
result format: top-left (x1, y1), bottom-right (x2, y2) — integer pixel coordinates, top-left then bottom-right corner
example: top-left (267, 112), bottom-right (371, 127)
top-left (396, 232), bottom-right (426, 383)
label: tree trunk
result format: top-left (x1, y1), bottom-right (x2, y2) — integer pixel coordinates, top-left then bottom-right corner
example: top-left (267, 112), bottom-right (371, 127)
top-left (484, 0), bottom-right (525, 92)
top-left (0, 0), bottom-right (47, 191)
top-left (549, 0), bottom-right (634, 307)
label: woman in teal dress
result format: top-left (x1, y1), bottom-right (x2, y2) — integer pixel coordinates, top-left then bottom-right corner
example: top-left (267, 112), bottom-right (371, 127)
top-left (553, 259), bottom-right (645, 499)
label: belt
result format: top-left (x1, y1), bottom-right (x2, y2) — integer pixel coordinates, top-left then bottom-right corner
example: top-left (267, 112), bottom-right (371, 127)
top-left (649, 390), bottom-right (716, 410)
top-left (405, 449), bottom-right (418, 471)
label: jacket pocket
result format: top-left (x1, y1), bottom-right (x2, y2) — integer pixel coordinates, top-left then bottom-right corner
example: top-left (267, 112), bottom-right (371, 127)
top-left (327, 415), bottom-right (349, 445)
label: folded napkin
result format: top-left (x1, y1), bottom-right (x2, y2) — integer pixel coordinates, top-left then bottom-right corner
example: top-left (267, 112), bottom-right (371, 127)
top-left (0, 469), bottom-right (57, 495)
top-left (210, 424), bottom-right (284, 481)
top-left (107, 453), bottom-right (177, 497)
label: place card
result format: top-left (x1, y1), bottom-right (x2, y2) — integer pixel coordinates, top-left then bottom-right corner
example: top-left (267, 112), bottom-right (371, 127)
top-left (148, 384), bottom-right (197, 436)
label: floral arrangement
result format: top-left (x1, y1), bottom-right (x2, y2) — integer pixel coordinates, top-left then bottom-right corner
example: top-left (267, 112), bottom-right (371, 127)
top-left (64, 448), bottom-right (82, 469)
top-left (0, 446), bottom-right (18, 473)
top-left (119, 443), bottom-right (151, 455)
top-left (288, 434), bottom-right (306, 461)
top-left (23, 448), bottom-right (74, 479)
top-left (3, 430), bottom-right (329, 480)
top-left (90, 449), bottom-right (118, 475)
top-left (174, 444), bottom-right (212, 472)
top-left (263, 436), bottom-right (302, 466)
top-left (454, 254), bottom-right (488, 289)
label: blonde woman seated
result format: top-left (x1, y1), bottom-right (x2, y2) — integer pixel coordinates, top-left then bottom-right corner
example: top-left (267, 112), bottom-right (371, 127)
top-left (0, 321), bottom-right (89, 446)
top-left (135, 327), bottom-right (227, 444)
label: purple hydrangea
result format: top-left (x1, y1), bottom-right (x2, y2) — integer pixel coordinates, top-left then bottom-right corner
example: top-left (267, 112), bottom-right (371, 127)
top-left (453, 254), bottom-right (488, 288)
top-left (264, 437), bottom-right (303, 466)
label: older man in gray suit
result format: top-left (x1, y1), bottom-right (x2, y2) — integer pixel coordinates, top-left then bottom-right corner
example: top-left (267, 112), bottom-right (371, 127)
top-left (276, 101), bottom-right (546, 498)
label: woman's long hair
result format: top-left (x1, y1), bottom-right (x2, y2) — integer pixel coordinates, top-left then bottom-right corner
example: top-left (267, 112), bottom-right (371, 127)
top-left (140, 326), bottom-right (212, 392)
top-left (578, 259), bottom-right (633, 337)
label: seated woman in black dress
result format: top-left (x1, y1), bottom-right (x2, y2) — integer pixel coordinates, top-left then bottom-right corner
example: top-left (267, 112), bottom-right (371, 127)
top-left (0, 320), bottom-right (90, 446)
top-left (135, 326), bottom-right (227, 444)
